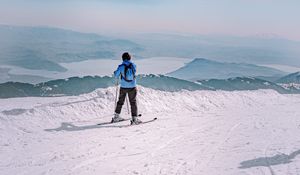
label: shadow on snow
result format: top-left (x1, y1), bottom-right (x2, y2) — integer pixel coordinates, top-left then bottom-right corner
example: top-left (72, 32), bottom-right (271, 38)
top-left (239, 149), bottom-right (300, 169)
top-left (44, 122), bottom-right (130, 132)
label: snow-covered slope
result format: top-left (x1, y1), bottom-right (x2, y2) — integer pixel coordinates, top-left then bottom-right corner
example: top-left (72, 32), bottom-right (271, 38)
top-left (1, 87), bottom-right (300, 175)
top-left (198, 77), bottom-right (292, 94)
top-left (277, 72), bottom-right (300, 84)
top-left (277, 72), bottom-right (300, 92)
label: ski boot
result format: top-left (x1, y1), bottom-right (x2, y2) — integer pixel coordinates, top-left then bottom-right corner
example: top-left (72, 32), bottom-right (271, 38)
top-left (131, 116), bottom-right (142, 125)
top-left (111, 113), bottom-right (125, 123)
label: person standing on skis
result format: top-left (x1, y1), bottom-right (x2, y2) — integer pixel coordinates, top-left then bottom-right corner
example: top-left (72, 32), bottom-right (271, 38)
top-left (112, 52), bottom-right (142, 124)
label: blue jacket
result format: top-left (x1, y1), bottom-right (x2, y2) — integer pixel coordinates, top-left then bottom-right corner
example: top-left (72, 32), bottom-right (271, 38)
top-left (114, 60), bottom-right (137, 88)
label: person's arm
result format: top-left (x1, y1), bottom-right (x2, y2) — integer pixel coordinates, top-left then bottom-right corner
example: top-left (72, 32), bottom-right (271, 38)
top-left (132, 63), bottom-right (137, 75)
top-left (114, 65), bottom-right (122, 78)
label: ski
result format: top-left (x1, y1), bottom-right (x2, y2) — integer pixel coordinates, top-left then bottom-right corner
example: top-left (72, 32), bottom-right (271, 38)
top-left (98, 117), bottom-right (157, 127)
top-left (97, 114), bottom-right (142, 126)
top-left (129, 117), bottom-right (157, 126)
top-left (97, 118), bottom-right (130, 126)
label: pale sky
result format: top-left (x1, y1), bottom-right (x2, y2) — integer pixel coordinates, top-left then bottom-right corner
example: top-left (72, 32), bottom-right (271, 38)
top-left (0, 0), bottom-right (299, 40)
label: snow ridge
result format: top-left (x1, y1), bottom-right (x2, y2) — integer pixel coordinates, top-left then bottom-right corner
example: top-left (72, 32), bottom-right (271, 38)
top-left (0, 86), bottom-right (281, 124)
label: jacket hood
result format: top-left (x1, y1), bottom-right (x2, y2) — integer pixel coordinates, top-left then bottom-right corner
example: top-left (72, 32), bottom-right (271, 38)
top-left (122, 60), bottom-right (132, 65)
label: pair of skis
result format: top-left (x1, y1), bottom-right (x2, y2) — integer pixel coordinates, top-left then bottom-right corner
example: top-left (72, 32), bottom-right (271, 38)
top-left (97, 115), bottom-right (157, 126)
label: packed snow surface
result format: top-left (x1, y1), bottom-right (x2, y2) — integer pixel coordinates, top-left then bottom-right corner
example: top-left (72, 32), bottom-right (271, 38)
top-left (1, 86), bottom-right (300, 175)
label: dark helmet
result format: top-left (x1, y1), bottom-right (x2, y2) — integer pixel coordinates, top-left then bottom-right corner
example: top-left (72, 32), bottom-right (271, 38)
top-left (122, 52), bottom-right (131, 61)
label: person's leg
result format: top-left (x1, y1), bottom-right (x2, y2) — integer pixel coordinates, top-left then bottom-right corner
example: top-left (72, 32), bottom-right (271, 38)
top-left (115, 88), bottom-right (127, 114)
top-left (128, 87), bottom-right (137, 117)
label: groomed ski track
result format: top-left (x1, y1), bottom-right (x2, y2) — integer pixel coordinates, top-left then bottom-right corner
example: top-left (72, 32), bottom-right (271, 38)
top-left (1, 87), bottom-right (300, 175)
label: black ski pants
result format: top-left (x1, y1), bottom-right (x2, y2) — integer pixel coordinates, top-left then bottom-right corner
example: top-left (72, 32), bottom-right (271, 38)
top-left (115, 87), bottom-right (138, 117)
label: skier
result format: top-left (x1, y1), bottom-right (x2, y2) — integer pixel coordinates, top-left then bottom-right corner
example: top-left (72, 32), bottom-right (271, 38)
top-left (112, 52), bottom-right (142, 125)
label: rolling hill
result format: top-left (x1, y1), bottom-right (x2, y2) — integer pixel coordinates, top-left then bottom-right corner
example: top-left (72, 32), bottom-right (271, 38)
top-left (167, 58), bottom-right (285, 80)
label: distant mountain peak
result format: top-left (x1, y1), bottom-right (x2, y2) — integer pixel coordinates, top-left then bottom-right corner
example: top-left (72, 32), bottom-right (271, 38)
top-left (190, 58), bottom-right (257, 67)
top-left (191, 58), bottom-right (218, 63)
top-left (193, 58), bottom-right (210, 61)
top-left (168, 58), bottom-right (285, 81)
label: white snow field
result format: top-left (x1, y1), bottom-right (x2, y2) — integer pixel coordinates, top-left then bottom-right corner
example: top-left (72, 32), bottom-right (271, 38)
top-left (1, 87), bottom-right (300, 175)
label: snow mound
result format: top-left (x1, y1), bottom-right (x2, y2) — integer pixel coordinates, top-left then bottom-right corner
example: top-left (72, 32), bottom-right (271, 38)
top-left (0, 86), bottom-right (281, 124)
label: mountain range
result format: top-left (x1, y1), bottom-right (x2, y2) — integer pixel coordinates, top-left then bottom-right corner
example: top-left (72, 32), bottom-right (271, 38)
top-left (130, 33), bottom-right (300, 67)
top-left (1, 73), bottom-right (300, 98)
top-left (0, 75), bottom-right (210, 98)
top-left (0, 25), bottom-right (143, 72)
top-left (1, 25), bottom-right (300, 74)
